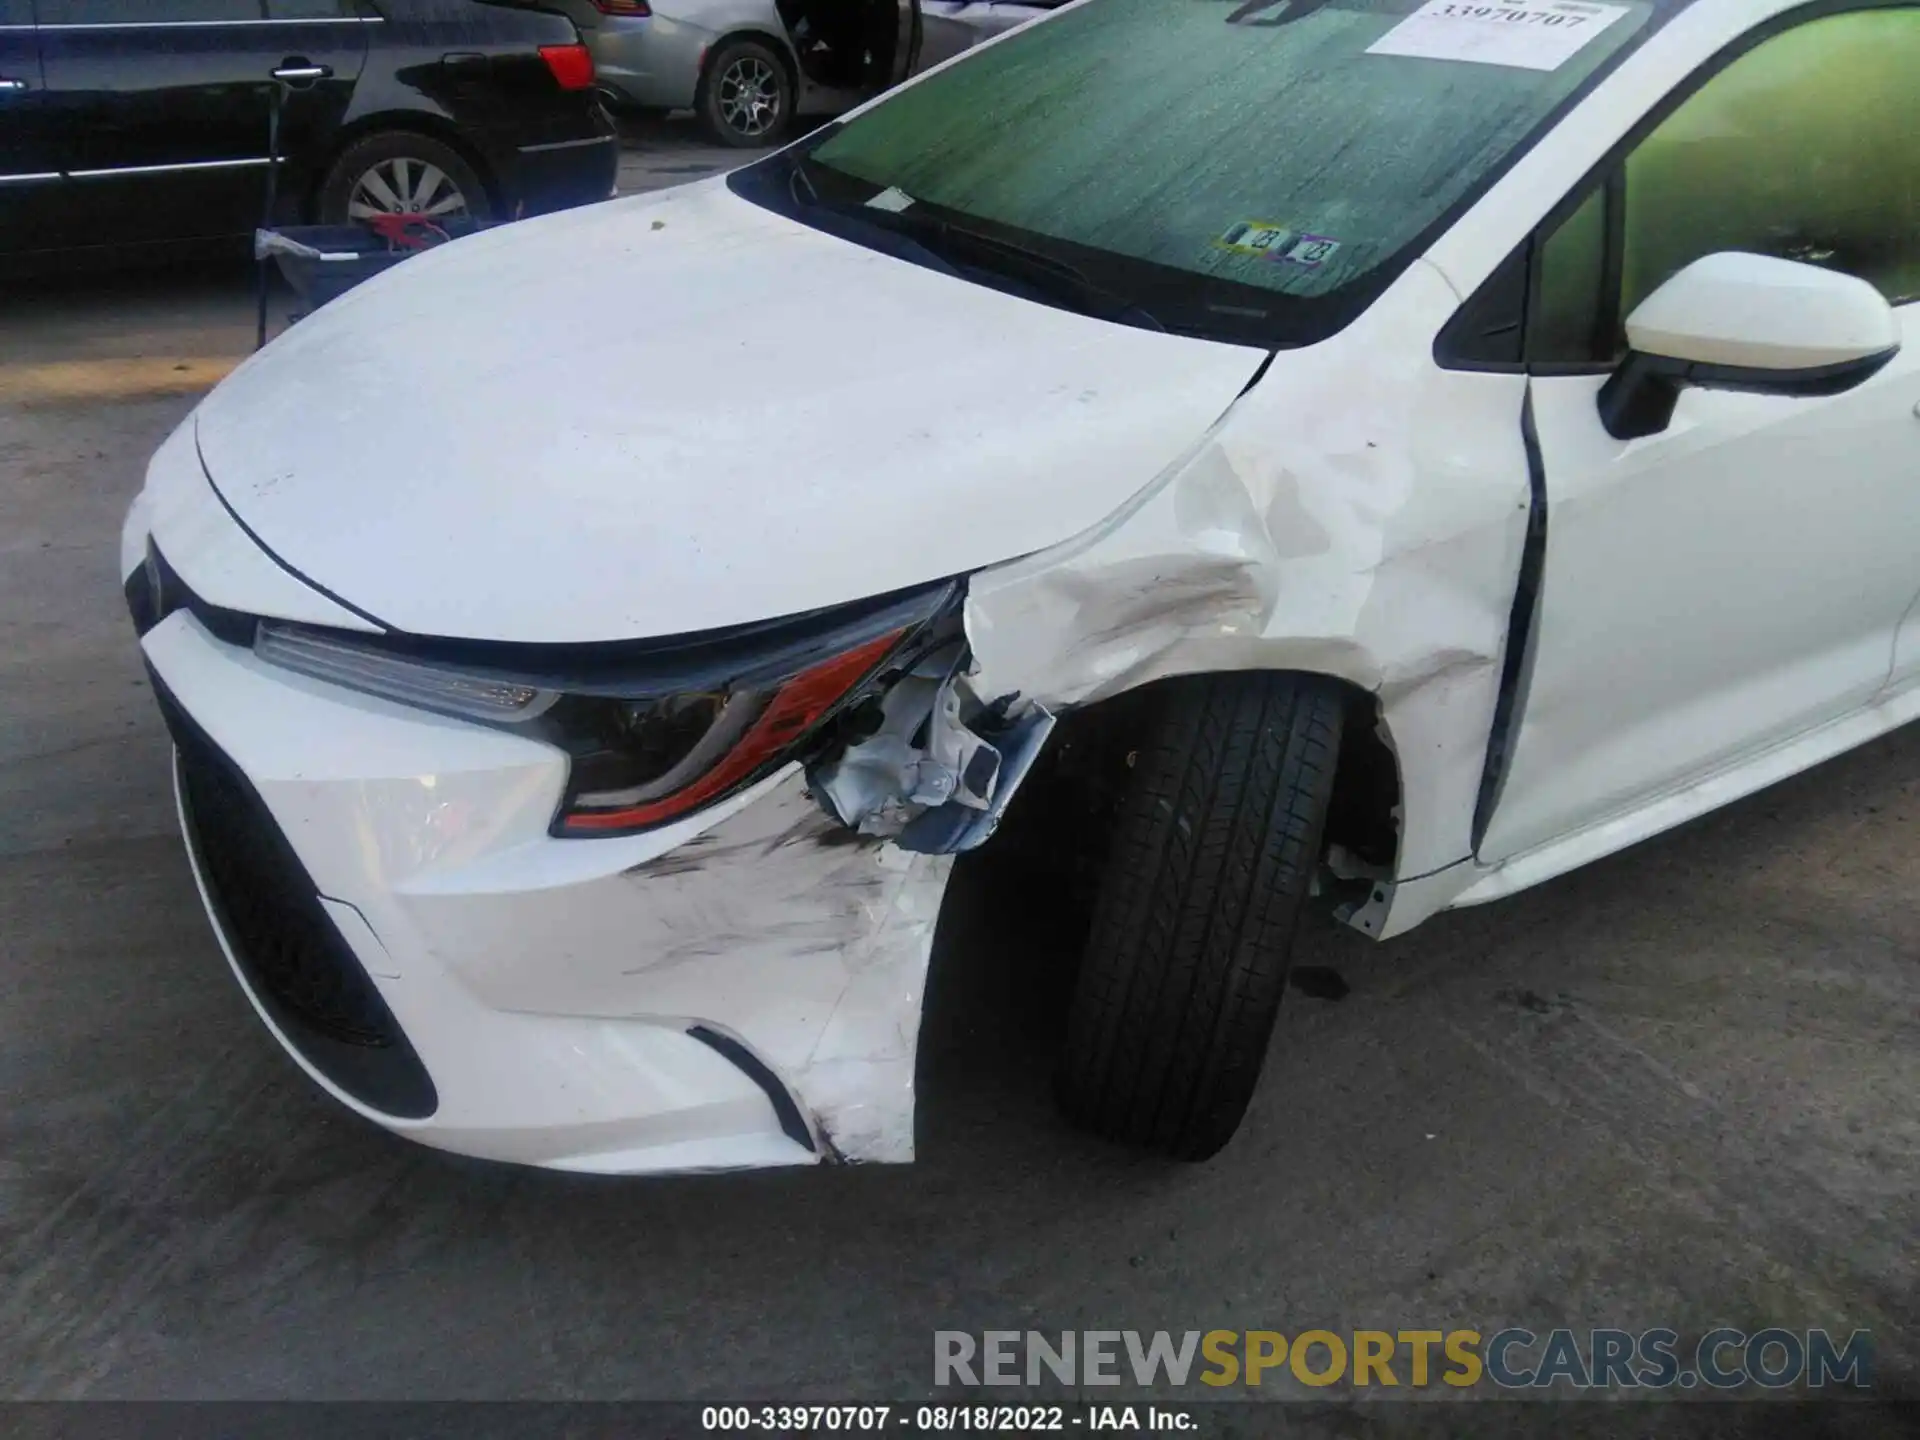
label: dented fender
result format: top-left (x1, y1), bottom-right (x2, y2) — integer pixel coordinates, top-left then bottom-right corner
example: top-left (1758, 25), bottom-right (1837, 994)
top-left (961, 261), bottom-right (1534, 938)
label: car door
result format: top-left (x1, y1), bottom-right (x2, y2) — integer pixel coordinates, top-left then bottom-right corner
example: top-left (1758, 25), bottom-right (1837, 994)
top-left (35, 0), bottom-right (368, 248)
top-left (0, 0), bottom-right (60, 254)
top-left (1476, 4), bottom-right (1920, 866)
top-left (916, 2), bottom-right (1051, 72)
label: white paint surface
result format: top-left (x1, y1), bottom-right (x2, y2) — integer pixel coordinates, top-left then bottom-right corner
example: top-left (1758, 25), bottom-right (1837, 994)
top-left (122, 0), bottom-right (1920, 1171)
top-left (1475, 301), bottom-right (1920, 867)
top-left (966, 259), bottom-right (1533, 930)
top-left (132, 417), bottom-right (377, 632)
top-left (145, 612), bottom-right (950, 1171)
top-left (1626, 252), bottom-right (1900, 371)
top-left (192, 180), bottom-right (1265, 642)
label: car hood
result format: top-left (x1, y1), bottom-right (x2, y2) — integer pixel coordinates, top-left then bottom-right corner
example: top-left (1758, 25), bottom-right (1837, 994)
top-left (195, 181), bottom-right (1267, 643)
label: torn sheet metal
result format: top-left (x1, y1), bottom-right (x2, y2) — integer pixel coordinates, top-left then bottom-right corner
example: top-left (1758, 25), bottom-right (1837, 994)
top-left (962, 260), bottom-right (1535, 938)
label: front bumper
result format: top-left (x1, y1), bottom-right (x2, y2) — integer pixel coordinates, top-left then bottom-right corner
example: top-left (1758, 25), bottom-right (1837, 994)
top-left (128, 559), bottom-right (953, 1175)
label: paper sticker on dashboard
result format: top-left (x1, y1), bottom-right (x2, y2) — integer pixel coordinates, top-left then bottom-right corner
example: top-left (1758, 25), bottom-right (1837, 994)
top-left (1366, 0), bottom-right (1629, 71)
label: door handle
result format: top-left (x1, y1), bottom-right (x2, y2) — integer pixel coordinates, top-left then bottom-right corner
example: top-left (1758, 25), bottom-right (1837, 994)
top-left (271, 61), bottom-right (332, 83)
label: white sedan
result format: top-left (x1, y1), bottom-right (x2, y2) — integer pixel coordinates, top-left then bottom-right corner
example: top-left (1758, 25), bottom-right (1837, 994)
top-left (123, 0), bottom-right (1920, 1174)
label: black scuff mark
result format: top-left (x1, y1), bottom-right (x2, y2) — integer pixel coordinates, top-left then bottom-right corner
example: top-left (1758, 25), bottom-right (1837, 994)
top-left (811, 827), bottom-right (889, 851)
top-left (625, 829), bottom-right (724, 878)
top-left (814, 1124), bottom-right (850, 1166)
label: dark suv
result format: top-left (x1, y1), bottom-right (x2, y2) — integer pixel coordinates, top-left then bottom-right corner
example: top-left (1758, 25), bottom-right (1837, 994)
top-left (0, 0), bottom-right (618, 263)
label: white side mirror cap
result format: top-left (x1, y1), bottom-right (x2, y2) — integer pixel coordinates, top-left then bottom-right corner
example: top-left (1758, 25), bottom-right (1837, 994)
top-left (1626, 252), bottom-right (1898, 373)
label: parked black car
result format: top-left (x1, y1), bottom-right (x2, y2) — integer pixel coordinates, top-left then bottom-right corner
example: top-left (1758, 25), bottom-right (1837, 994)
top-left (0, 0), bottom-right (618, 264)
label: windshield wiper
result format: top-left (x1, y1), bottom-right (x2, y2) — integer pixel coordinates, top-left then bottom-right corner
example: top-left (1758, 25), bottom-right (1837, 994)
top-left (922, 222), bottom-right (1167, 334)
top-left (788, 161), bottom-right (1163, 333)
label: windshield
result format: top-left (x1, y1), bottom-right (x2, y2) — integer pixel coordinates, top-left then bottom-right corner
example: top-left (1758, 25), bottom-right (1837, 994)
top-left (736, 0), bottom-right (1676, 346)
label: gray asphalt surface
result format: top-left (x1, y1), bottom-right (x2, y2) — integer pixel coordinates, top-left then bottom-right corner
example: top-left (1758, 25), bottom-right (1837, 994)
top-left (1, 123), bottom-right (1916, 1425)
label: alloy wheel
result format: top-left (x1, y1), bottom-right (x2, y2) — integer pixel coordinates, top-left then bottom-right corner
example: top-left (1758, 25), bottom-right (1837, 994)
top-left (346, 156), bottom-right (472, 222)
top-left (717, 56), bottom-right (782, 140)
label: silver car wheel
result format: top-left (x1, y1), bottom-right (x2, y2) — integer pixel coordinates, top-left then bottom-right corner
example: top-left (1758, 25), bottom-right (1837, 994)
top-left (716, 55), bottom-right (782, 139)
top-left (346, 156), bottom-right (472, 222)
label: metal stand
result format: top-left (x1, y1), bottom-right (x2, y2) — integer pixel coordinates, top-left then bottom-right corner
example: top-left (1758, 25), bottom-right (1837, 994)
top-left (255, 80), bottom-right (286, 351)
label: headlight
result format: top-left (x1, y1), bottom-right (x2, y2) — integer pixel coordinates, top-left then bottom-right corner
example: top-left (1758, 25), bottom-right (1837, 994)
top-left (253, 582), bottom-right (957, 837)
top-left (254, 624), bottom-right (561, 723)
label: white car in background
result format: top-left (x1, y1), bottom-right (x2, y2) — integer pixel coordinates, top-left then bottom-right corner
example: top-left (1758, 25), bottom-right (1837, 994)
top-left (551, 0), bottom-right (1060, 146)
top-left (123, 0), bottom-right (1919, 1175)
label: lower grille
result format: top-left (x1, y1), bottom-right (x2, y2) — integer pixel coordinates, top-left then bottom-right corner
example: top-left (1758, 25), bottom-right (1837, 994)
top-left (151, 672), bottom-right (437, 1119)
top-left (178, 737), bottom-right (392, 1047)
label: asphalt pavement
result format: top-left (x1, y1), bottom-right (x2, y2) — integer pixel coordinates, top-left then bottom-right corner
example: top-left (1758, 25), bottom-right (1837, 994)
top-left (1, 122), bottom-right (1916, 1426)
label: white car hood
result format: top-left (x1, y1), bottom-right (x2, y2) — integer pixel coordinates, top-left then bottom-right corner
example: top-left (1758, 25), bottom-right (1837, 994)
top-left (195, 182), bottom-right (1267, 643)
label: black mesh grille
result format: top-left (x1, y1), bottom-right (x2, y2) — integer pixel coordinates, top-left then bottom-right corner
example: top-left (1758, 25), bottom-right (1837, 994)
top-left (150, 673), bottom-right (437, 1119)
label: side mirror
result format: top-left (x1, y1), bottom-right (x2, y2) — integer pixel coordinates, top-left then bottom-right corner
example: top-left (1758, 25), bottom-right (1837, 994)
top-left (1598, 252), bottom-right (1900, 440)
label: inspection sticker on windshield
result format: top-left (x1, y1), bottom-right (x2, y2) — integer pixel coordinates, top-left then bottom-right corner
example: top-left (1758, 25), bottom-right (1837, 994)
top-left (1366, 0), bottom-right (1629, 71)
top-left (1217, 222), bottom-right (1341, 267)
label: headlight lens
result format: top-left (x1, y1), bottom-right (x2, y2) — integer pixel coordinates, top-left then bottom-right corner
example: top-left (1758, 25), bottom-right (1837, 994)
top-left (252, 584), bottom-right (954, 837)
top-left (254, 623), bottom-right (561, 723)
top-left (553, 630), bottom-right (901, 834)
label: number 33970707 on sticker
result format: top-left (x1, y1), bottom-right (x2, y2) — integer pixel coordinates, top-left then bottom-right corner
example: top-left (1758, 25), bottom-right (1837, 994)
top-left (1366, 0), bottom-right (1631, 72)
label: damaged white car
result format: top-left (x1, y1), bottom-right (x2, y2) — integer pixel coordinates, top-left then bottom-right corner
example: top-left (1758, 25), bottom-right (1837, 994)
top-left (123, 0), bottom-right (1920, 1173)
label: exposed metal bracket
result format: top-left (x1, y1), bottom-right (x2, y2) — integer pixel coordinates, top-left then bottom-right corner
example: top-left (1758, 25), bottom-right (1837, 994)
top-left (807, 644), bottom-right (1057, 856)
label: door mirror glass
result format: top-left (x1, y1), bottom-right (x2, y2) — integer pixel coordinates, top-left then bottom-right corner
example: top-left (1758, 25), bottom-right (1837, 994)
top-left (1599, 252), bottom-right (1900, 440)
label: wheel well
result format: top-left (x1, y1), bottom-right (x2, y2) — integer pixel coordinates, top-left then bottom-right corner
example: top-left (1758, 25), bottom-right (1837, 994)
top-left (700, 30), bottom-right (801, 100)
top-left (990, 671), bottom-right (1402, 901)
top-left (305, 117), bottom-right (503, 220)
top-left (1321, 682), bottom-right (1401, 875)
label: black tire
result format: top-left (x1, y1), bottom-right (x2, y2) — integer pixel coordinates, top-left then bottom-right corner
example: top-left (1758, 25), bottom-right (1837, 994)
top-left (315, 131), bottom-right (492, 226)
top-left (1057, 672), bottom-right (1345, 1161)
top-left (696, 39), bottom-right (793, 148)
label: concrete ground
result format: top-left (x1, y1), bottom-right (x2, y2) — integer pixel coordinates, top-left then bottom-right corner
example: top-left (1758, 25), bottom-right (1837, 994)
top-left (1, 123), bottom-right (1917, 1423)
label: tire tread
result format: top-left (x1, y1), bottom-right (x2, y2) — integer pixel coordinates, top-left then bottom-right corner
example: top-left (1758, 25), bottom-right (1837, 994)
top-left (1058, 672), bottom-right (1344, 1160)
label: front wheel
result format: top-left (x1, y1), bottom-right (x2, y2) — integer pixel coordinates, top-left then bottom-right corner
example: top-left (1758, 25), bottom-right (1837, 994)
top-left (696, 40), bottom-right (793, 148)
top-left (315, 132), bottom-right (492, 226)
top-left (1056, 672), bottom-right (1345, 1161)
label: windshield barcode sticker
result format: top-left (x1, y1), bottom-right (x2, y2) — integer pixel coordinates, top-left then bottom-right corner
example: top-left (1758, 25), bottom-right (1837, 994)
top-left (1365, 0), bottom-right (1629, 71)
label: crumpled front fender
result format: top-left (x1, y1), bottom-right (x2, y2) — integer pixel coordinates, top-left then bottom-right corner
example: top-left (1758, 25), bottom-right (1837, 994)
top-left (962, 261), bottom-right (1533, 938)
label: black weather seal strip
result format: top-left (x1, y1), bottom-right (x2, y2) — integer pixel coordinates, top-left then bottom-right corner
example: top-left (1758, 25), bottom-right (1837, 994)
top-left (1597, 346), bottom-right (1898, 441)
top-left (1472, 386), bottom-right (1549, 855)
top-left (192, 424), bottom-right (395, 634)
top-left (1238, 347), bottom-right (1281, 394)
top-left (686, 1025), bottom-right (818, 1156)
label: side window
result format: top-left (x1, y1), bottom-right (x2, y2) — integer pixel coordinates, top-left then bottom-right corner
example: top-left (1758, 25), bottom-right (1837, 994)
top-left (1529, 185), bottom-right (1608, 365)
top-left (37, 1), bottom-right (265, 20)
top-left (1529, 6), bottom-right (1920, 365)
